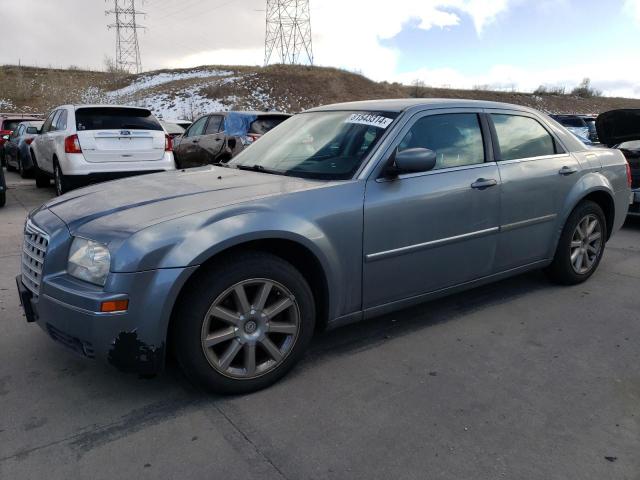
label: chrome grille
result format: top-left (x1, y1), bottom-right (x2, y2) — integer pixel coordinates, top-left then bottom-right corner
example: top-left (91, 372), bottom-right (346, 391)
top-left (21, 220), bottom-right (49, 297)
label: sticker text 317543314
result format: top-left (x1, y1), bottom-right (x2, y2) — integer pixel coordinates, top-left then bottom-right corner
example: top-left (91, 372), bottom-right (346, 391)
top-left (345, 113), bottom-right (394, 129)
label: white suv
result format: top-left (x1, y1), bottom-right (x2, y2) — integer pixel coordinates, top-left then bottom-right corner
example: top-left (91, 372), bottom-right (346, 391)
top-left (30, 105), bottom-right (176, 195)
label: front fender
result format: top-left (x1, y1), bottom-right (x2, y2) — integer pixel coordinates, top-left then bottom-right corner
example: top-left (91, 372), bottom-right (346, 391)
top-left (112, 206), bottom-right (345, 316)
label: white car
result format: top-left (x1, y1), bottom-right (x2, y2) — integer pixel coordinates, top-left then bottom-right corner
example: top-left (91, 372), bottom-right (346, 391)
top-left (30, 105), bottom-right (176, 195)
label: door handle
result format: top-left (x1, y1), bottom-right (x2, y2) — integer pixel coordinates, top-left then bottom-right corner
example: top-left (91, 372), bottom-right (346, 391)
top-left (192, 139), bottom-right (200, 143)
top-left (471, 178), bottom-right (498, 190)
top-left (559, 166), bottom-right (578, 175)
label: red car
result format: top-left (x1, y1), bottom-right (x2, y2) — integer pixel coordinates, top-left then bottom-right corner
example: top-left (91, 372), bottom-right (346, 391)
top-left (0, 113), bottom-right (43, 166)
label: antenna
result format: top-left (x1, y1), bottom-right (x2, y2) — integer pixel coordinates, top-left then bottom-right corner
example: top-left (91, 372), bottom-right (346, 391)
top-left (264, 0), bottom-right (313, 66)
top-left (106, 0), bottom-right (144, 73)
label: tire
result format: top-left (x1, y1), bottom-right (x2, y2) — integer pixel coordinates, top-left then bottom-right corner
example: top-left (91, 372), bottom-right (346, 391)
top-left (5, 157), bottom-right (15, 172)
top-left (32, 151), bottom-right (50, 188)
top-left (546, 201), bottom-right (607, 285)
top-left (54, 161), bottom-right (71, 196)
top-left (18, 154), bottom-right (28, 178)
top-left (0, 190), bottom-right (5, 208)
top-left (173, 251), bottom-right (316, 394)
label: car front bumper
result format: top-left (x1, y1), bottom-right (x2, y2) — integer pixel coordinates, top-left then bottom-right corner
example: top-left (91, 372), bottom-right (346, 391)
top-left (17, 265), bottom-right (196, 375)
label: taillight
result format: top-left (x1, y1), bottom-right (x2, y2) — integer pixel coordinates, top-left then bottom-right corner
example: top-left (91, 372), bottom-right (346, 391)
top-left (64, 134), bottom-right (82, 154)
top-left (626, 161), bottom-right (633, 188)
top-left (165, 134), bottom-right (173, 152)
top-left (25, 138), bottom-right (34, 145)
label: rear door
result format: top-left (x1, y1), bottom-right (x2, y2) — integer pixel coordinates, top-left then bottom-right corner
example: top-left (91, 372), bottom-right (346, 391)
top-left (488, 111), bottom-right (581, 270)
top-left (37, 110), bottom-right (58, 173)
top-left (174, 116), bottom-right (208, 168)
top-left (200, 115), bottom-right (225, 163)
top-left (75, 107), bottom-right (165, 163)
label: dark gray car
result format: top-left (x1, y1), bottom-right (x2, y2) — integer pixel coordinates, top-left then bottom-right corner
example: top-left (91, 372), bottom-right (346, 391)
top-left (173, 111), bottom-right (290, 168)
top-left (4, 120), bottom-right (43, 177)
top-left (16, 99), bottom-right (631, 394)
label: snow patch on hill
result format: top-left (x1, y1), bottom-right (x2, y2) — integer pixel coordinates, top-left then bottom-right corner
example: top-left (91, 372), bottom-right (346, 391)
top-left (106, 68), bottom-right (233, 99)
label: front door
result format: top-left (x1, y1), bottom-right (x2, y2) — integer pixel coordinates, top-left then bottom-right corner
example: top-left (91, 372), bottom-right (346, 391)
top-left (487, 111), bottom-right (582, 270)
top-left (363, 111), bottom-right (501, 309)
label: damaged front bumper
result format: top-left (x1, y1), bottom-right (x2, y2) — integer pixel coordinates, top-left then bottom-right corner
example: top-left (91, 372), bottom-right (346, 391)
top-left (18, 266), bottom-right (196, 375)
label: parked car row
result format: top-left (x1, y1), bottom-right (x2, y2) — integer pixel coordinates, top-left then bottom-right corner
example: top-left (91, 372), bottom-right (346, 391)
top-left (550, 114), bottom-right (599, 143)
top-left (0, 112), bottom-right (43, 166)
top-left (1, 105), bottom-right (290, 198)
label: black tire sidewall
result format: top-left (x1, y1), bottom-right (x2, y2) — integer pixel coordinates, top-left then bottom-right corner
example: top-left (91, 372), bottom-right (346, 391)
top-left (548, 201), bottom-right (607, 285)
top-left (174, 252), bottom-right (316, 394)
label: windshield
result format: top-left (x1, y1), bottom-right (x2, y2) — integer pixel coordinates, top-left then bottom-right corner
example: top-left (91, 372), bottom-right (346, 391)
top-left (228, 111), bottom-right (398, 180)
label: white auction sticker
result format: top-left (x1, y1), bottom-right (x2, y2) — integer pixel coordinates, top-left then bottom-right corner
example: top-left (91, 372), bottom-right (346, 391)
top-left (345, 113), bottom-right (394, 129)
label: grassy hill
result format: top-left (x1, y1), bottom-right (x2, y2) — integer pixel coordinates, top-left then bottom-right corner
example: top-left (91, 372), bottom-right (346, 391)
top-left (2, 64), bottom-right (640, 120)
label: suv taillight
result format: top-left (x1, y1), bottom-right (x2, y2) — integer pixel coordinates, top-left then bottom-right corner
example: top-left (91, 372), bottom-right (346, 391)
top-left (165, 134), bottom-right (173, 152)
top-left (626, 161), bottom-right (633, 189)
top-left (25, 138), bottom-right (34, 145)
top-left (64, 134), bottom-right (82, 154)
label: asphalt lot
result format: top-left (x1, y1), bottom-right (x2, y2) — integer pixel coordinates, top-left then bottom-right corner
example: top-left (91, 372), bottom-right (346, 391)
top-left (0, 168), bottom-right (639, 480)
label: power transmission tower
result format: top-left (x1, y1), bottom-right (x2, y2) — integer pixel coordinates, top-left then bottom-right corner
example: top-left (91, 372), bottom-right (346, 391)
top-left (264, 0), bottom-right (313, 66)
top-left (106, 0), bottom-right (144, 73)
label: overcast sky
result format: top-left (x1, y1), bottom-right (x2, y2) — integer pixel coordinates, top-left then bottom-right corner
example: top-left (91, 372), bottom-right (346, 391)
top-left (1, 0), bottom-right (639, 97)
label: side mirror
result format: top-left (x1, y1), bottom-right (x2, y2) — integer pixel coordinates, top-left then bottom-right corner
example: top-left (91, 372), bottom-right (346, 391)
top-left (392, 148), bottom-right (437, 175)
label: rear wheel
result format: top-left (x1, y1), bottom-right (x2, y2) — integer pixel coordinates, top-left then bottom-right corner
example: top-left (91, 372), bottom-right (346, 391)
top-left (546, 201), bottom-right (606, 285)
top-left (54, 162), bottom-right (70, 196)
top-left (173, 252), bottom-right (316, 394)
top-left (0, 190), bottom-right (5, 208)
top-left (18, 154), bottom-right (28, 178)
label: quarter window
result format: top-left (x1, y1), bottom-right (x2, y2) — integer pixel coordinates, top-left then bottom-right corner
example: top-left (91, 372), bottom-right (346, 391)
top-left (398, 113), bottom-right (485, 170)
top-left (491, 114), bottom-right (556, 161)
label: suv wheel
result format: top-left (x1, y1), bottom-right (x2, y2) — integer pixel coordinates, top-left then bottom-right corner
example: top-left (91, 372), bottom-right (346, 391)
top-left (18, 154), bottom-right (28, 178)
top-left (32, 152), bottom-right (50, 188)
top-left (54, 162), bottom-right (70, 196)
top-left (546, 201), bottom-right (607, 285)
top-left (173, 252), bottom-right (316, 394)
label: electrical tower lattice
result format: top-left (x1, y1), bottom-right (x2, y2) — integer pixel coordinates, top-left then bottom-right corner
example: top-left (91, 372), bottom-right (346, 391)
top-left (264, 0), bottom-right (313, 66)
top-left (106, 0), bottom-right (144, 73)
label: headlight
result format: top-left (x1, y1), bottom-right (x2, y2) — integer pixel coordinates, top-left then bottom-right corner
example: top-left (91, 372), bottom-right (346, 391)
top-left (67, 237), bottom-right (111, 286)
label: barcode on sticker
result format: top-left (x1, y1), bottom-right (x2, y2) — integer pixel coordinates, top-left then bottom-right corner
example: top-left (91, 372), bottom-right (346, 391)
top-left (346, 114), bottom-right (394, 129)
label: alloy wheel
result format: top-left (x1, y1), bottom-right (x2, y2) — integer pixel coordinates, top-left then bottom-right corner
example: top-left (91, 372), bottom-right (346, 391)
top-left (570, 214), bottom-right (602, 274)
top-left (200, 278), bottom-right (301, 379)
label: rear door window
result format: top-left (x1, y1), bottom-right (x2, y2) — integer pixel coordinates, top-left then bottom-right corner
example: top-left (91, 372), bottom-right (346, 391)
top-left (54, 110), bottom-right (68, 131)
top-left (204, 115), bottom-right (223, 135)
top-left (250, 116), bottom-right (289, 135)
top-left (398, 113), bottom-right (485, 170)
top-left (75, 108), bottom-right (162, 131)
top-left (41, 111), bottom-right (56, 133)
top-left (491, 114), bottom-right (556, 161)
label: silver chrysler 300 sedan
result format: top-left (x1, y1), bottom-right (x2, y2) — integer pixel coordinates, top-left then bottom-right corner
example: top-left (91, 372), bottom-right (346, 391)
top-left (16, 99), bottom-right (631, 394)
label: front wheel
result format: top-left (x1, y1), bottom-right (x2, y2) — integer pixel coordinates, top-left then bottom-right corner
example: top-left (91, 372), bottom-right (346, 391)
top-left (173, 252), bottom-right (316, 394)
top-left (546, 201), bottom-right (607, 285)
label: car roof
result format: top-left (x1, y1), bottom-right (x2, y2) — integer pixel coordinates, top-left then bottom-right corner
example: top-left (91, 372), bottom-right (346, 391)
top-left (20, 121), bottom-right (44, 126)
top-left (306, 98), bottom-right (540, 114)
top-left (51, 104), bottom-right (153, 111)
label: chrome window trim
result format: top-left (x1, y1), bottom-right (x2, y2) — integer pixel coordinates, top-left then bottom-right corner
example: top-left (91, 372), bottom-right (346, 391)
top-left (501, 214), bottom-right (558, 232)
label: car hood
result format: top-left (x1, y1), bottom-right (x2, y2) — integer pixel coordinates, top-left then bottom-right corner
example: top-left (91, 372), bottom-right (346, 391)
top-left (44, 166), bottom-right (329, 236)
top-left (596, 109), bottom-right (640, 147)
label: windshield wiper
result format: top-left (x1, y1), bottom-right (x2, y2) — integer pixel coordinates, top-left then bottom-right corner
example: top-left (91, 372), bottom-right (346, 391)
top-left (235, 164), bottom-right (283, 176)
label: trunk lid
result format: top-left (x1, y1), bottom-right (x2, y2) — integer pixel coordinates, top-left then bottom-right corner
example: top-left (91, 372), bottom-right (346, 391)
top-left (596, 109), bottom-right (640, 147)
